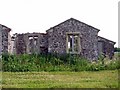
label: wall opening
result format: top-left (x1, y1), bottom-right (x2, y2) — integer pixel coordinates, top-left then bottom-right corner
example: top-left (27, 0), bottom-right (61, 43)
top-left (28, 35), bottom-right (39, 54)
top-left (66, 32), bottom-right (81, 54)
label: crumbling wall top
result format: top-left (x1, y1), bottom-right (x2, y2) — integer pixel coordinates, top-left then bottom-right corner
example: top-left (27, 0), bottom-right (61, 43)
top-left (0, 24), bottom-right (11, 32)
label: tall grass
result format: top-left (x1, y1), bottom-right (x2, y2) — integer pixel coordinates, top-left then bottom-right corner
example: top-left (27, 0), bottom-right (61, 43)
top-left (2, 53), bottom-right (120, 72)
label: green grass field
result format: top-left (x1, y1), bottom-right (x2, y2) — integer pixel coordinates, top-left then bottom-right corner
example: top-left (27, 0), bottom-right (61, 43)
top-left (2, 70), bottom-right (118, 88)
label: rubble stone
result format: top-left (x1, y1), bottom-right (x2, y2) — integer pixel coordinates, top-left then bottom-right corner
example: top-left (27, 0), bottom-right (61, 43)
top-left (0, 18), bottom-right (116, 60)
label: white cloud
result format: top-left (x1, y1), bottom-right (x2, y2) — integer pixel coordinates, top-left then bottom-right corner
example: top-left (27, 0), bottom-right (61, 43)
top-left (0, 0), bottom-right (118, 47)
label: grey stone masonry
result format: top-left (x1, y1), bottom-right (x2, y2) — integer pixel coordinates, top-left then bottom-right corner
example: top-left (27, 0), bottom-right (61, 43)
top-left (0, 18), bottom-right (116, 61)
top-left (0, 25), bottom-right (2, 55)
top-left (98, 36), bottom-right (116, 59)
top-left (13, 33), bottom-right (48, 54)
top-left (0, 24), bottom-right (11, 54)
top-left (47, 18), bottom-right (100, 60)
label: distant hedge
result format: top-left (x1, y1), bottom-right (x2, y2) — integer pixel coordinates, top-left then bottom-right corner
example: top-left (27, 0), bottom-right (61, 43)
top-left (2, 53), bottom-right (120, 72)
top-left (114, 47), bottom-right (120, 52)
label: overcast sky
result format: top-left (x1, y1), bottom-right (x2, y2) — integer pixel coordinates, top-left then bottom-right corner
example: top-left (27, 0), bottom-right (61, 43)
top-left (0, 0), bottom-right (119, 47)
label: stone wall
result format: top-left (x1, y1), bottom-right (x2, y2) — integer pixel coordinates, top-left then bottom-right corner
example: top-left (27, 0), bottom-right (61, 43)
top-left (47, 18), bottom-right (100, 60)
top-left (8, 32), bottom-right (12, 53)
top-left (98, 36), bottom-right (115, 59)
top-left (0, 18), bottom-right (115, 61)
top-left (14, 33), bottom-right (48, 54)
top-left (15, 34), bottom-right (26, 54)
top-left (0, 24), bottom-right (11, 54)
top-left (0, 25), bottom-right (2, 55)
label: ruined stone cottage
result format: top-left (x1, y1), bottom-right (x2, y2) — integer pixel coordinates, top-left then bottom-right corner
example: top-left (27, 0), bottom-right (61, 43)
top-left (0, 18), bottom-right (116, 60)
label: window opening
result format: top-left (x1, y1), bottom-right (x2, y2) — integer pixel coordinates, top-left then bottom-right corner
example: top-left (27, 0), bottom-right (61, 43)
top-left (66, 33), bottom-right (80, 54)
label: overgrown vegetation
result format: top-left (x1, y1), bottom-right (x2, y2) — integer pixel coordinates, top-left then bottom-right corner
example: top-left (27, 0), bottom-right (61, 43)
top-left (2, 53), bottom-right (120, 72)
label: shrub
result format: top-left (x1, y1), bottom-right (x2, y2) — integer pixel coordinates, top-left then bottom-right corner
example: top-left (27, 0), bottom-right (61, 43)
top-left (2, 53), bottom-right (120, 72)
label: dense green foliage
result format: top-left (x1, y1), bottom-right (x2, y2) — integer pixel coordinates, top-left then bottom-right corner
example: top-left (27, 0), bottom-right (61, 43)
top-left (2, 53), bottom-right (120, 72)
top-left (114, 47), bottom-right (120, 52)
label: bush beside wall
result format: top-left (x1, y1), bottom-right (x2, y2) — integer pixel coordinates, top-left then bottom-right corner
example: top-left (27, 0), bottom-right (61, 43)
top-left (2, 53), bottom-right (120, 72)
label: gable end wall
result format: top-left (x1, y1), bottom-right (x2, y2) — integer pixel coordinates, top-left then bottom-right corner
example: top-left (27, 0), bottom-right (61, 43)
top-left (47, 19), bottom-right (99, 60)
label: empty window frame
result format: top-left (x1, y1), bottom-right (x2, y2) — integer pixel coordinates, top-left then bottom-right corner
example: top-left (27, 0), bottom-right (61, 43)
top-left (28, 36), bottom-right (38, 45)
top-left (66, 32), bottom-right (81, 54)
top-left (28, 35), bottom-right (38, 53)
